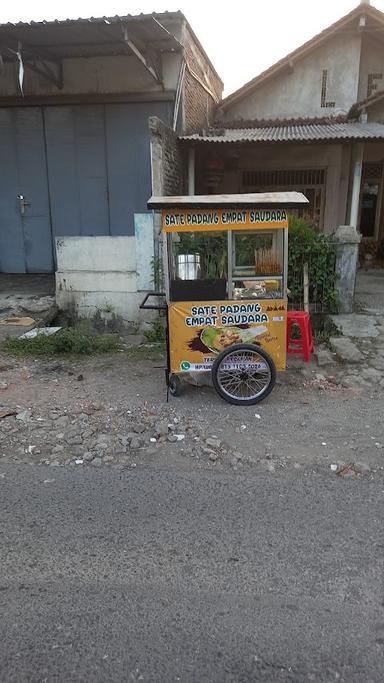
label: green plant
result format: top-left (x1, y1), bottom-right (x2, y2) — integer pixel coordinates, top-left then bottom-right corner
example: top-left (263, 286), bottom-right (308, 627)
top-left (2, 328), bottom-right (120, 356)
top-left (311, 314), bottom-right (342, 345)
top-left (174, 231), bottom-right (227, 278)
top-left (288, 215), bottom-right (338, 313)
top-left (101, 302), bottom-right (115, 314)
top-left (234, 233), bottom-right (272, 267)
top-left (144, 316), bottom-right (166, 344)
top-left (151, 256), bottom-right (163, 290)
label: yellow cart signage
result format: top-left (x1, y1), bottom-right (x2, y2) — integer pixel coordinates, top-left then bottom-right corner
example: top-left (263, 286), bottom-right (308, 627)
top-left (169, 299), bottom-right (287, 373)
top-left (162, 208), bottom-right (288, 232)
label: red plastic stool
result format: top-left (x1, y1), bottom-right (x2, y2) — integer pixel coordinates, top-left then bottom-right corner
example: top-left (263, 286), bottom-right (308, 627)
top-left (286, 311), bottom-right (314, 362)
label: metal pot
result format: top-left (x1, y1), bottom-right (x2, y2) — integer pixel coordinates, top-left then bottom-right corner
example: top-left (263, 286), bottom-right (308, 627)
top-left (176, 254), bottom-right (201, 280)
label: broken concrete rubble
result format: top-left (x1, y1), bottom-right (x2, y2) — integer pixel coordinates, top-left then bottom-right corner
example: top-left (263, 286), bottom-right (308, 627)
top-left (329, 337), bottom-right (362, 363)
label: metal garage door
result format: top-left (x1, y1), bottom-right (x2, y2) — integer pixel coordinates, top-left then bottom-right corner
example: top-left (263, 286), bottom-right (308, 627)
top-left (0, 102), bottom-right (171, 273)
top-left (44, 105), bottom-right (110, 240)
top-left (0, 107), bottom-right (53, 272)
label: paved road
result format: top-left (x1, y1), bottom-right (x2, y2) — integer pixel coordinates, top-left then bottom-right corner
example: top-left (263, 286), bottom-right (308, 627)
top-left (1, 464), bottom-right (383, 682)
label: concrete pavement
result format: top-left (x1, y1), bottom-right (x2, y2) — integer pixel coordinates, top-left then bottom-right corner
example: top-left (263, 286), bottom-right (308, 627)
top-left (1, 463), bottom-right (383, 682)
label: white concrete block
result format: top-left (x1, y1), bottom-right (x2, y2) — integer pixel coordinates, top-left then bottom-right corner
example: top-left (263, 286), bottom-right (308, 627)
top-left (56, 236), bottom-right (136, 272)
top-left (56, 271), bottom-right (137, 294)
top-left (56, 289), bottom-right (150, 324)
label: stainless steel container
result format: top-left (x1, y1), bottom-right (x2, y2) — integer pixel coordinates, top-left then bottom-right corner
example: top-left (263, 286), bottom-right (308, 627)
top-left (176, 253), bottom-right (201, 280)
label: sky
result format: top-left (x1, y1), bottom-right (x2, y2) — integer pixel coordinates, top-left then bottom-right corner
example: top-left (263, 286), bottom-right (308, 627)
top-left (2, 0), bottom-right (384, 95)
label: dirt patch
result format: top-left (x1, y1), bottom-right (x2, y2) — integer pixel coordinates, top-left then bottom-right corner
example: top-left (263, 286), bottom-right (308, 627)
top-left (1, 348), bottom-right (383, 477)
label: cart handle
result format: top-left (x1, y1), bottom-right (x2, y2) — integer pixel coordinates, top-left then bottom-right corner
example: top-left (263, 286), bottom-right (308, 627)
top-left (139, 291), bottom-right (167, 311)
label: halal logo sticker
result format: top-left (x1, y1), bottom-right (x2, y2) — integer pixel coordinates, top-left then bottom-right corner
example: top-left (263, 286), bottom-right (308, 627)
top-left (180, 361), bottom-right (191, 371)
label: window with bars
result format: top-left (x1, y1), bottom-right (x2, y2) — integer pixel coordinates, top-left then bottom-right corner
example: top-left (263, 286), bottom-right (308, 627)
top-left (321, 69), bottom-right (335, 108)
top-left (241, 168), bottom-right (325, 228)
top-left (242, 169), bottom-right (325, 187)
top-left (362, 163), bottom-right (382, 180)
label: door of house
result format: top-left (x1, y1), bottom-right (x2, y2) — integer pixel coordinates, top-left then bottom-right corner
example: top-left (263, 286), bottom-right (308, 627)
top-left (359, 164), bottom-right (383, 238)
top-left (0, 107), bottom-right (53, 273)
top-left (359, 181), bottom-right (380, 237)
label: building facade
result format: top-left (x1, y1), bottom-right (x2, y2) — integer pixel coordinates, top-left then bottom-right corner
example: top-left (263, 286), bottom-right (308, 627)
top-left (0, 13), bottom-right (222, 274)
top-left (183, 2), bottom-right (384, 242)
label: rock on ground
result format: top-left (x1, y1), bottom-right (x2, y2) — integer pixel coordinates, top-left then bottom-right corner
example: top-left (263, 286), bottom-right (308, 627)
top-left (329, 337), bottom-right (362, 363)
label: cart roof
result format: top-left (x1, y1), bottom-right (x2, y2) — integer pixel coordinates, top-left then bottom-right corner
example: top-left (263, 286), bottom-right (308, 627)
top-left (148, 192), bottom-right (309, 209)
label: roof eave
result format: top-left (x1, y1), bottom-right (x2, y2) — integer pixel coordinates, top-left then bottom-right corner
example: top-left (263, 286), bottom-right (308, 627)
top-left (355, 89), bottom-right (384, 111)
top-left (148, 191), bottom-right (309, 209)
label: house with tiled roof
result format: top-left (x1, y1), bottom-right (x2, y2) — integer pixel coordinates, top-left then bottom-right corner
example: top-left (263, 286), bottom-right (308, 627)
top-left (183, 0), bottom-right (384, 241)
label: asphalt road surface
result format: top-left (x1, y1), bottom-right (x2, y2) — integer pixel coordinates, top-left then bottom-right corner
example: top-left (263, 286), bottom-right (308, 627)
top-left (1, 464), bottom-right (383, 683)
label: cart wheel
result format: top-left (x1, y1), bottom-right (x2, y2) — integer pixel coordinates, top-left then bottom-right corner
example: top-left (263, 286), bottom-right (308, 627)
top-left (212, 343), bottom-right (276, 405)
top-left (169, 374), bottom-right (183, 397)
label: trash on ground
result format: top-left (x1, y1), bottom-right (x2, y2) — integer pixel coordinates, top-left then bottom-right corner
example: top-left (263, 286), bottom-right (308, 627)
top-left (330, 464), bottom-right (338, 471)
top-left (0, 408), bottom-right (17, 419)
top-left (336, 463), bottom-right (355, 477)
top-left (0, 317), bottom-right (35, 326)
top-left (19, 327), bottom-right (62, 339)
top-left (75, 459), bottom-right (84, 465)
top-left (254, 413), bottom-right (261, 419)
top-left (16, 409), bottom-right (31, 422)
top-left (174, 434), bottom-right (185, 441)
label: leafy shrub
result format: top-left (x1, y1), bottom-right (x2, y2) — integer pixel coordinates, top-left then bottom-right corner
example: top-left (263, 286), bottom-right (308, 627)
top-left (2, 328), bottom-right (120, 356)
top-left (144, 316), bottom-right (166, 344)
top-left (288, 216), bottom-right (338, 313)
top-left (311, 314), bottom-right (342, 345)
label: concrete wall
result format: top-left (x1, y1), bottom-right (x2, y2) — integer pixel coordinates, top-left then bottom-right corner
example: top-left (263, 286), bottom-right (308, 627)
top-left (55, 214), bottom-right (154, 326)
top-left (197, 143), bottom-right (347, 232)
top-left (149, 116), bottom-right (186, 197)
top-left (222, 33), bottom-right (361, 122)
top-left (367, 100), bottom-right (384, 123)
top-left (358, 35), bottom-right (384, 103)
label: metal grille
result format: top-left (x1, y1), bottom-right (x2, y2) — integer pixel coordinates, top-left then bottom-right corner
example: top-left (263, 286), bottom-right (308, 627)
top-left (288, 241), bottom-right (338, 314)
top-left (321, 69), bottom-right (335, 108)
top-left (363, 163), bottom-right (382, 179)
top-left (242, 168), bottom-right (325, 187)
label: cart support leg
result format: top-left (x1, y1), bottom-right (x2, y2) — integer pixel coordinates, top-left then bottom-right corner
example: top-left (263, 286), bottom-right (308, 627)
top-left (165, 309), bottom-right (171, 402)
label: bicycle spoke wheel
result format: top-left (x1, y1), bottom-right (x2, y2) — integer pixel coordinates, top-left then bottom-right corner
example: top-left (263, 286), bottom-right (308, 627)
top-left (212, 343), bottom-right (276, 405)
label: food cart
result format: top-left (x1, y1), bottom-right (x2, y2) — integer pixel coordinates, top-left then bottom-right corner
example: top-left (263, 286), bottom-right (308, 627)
top-left (142, 192), bottom-right (308, 405)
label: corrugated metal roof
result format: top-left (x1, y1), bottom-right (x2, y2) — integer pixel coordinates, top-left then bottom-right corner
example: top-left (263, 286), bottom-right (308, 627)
top-left (148, 192), bottom-right (309, 209)
top-left (0, 12), bottom-right (183, 62)
top-left (0, 11), bottom-right (183, 28)
top-left (0, 11), bottom-right (223, 87)
top-left (180, 122), bottom-right (384, 144)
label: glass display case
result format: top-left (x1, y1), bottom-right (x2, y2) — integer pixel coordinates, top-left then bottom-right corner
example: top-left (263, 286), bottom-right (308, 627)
top-left (166, 225), bottom-right (288, 302)
top-left (228, 228), bottom-right (287, 300)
